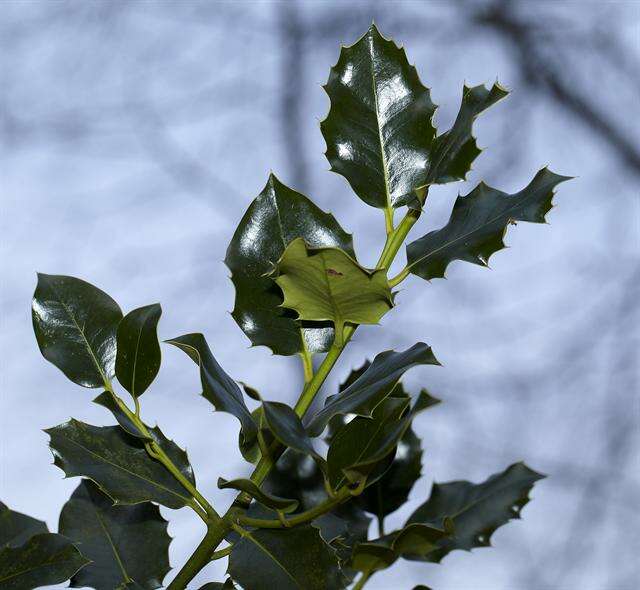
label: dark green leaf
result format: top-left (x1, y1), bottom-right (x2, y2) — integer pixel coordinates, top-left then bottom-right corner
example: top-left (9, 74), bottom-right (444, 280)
top-left (46, 420), bottom-right (194, 509)
top-left (59, 480), bottom-right (170, 590)
top-left (228, 525), bottom-right (345, 590)
top-left (357, 423), bottom-right (422, 518)
top-left (166, 333), bottom-right (257, 446)
top-left (0, 502), bottom-right (48, 548)
top-left (218, 478), bottom-right (298, 513)
top-left (225, 174), bottom-right (354, 356)
top-left (117, 582), bottom-right (146, 590)
top-left (32, 274), bottom-right (123, 388)
top-left (273, 239), bottom-right (393, 346)
top-left (406, 462), bottom-right (545, 562)
top-left (0, 533), bottom-right (89, 590)
top-left (93, 391), bottom-right (149, 439)
top-left (424, 83), bottom-right (508, 187)
top-left (350, 522), bottom-right (449, 574)
top-left (199, 581), bottom-right (236, 590)
top-left (321, 24), bottom-right (437, 209)
top-left (116, 304), bottom-right (162, 398)
top-left (262, 401), bottom-right (326, 472)
top-left (328, 395), bottom-right (409, 490)
top-left (406, 168), bottom-right (571, 281)
top-left (307, 343), bottom-right (440, 436)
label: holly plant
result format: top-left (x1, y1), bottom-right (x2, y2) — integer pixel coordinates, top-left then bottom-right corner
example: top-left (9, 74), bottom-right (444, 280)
top-left (2, 25), bottom-right (568, 590)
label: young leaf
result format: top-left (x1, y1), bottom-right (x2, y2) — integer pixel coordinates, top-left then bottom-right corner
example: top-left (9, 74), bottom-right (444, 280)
top-left (217, 478), bottom-right (298, 514)
top-left (424, 83), bottom-right (509, 186)
top-left (406, 168), bottom-right (571, 281)
top-left (32, 274), bottom-right (123, 388)
top-left (228, 526), bottom-right (345, 590)
top-left (0, 533), bottom-right (89, 590)
top-left (225, 174), bottom-right (354, 356)
top-left (0, 502), bottom-right (48, 548)
top-left (46, 420), bottom-right (194, 509)
top-left (59, 480), bottom-right (171, 590)
top-left (307, 343), bottom-right (440, 436)
top-left (166, 333), bottom-right (257, 446)
top-left (321, 24), bottom-right (437, 210)
top-left (262, 401), bottom-right (327, 472)
top-left (116, 304), bottom-right (162, 398)
top-left (93, 391), bottom-right (150, 439)
top-left (406, 462), bottom-right (545, 562)
top-left (273, 238), bottom-right (392, 346)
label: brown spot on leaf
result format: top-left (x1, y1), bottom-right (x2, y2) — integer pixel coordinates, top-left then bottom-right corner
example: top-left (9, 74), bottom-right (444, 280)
top-left (326, 268), bottom-right (343, 277)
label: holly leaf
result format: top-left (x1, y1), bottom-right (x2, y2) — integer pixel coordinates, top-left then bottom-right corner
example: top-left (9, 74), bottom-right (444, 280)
top-left (273, 238), bottom-right (393, 346)
top-left (406, 168), bottom-right (571, 281)
top-left (199, 581), bottom-right (236, 590)
top-left (59, 480), bottom-right (171, 590)
top-left (116, 304), bottom-right (162, 398)
top-left (217, 478), bottom-right (298, 514)
top-left (225, 174), bottom-right (354, 356)
top-left (406, 462), bottom-right (545, 562)
top-left (424, 83), bottom-right (508, 187)
top-left (0, 502), bottom-right (48, 549)
top-left (321, 24), bottom-right (437, 210)
top-left (166, 333), bottom-right (257, 446)
top-left (32, 274), bottom-right (123, 388)
top-left (328, 390), bottom-right (434, 490)
top-left (262, 401), bottom-right (327, 473)
top-left (228, 525), bottom-right (345, 590)
top-left (0, 533), bottom-right (89, 590)
top-left (46, 420), bottom-right (194, 509)
top-left (307, 343), bottom-right (440, 437)
top-left (93, 391), bottom-right (150, 439)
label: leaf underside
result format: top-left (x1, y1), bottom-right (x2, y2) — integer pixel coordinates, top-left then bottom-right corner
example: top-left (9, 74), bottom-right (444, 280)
top-left (273, 238), bottom-right (393, 345)
top-left (225, 174), bottom-right (354, 356)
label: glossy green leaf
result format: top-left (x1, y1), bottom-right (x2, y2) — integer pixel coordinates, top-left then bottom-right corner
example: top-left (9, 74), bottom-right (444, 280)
top-left (406, 168), bottom-right (571, 281)
top-left (32, 274), bottom-right (123, 388)
top-left (328, 395), bottom-right (409, 490)
top-left (166, 333), bottom-right (257, 446)
top-left (46, 420), bottom-right (194, 509)
top-left (0, 533), bottom-right (89, 590)
top-left (262, 401), bottom-right (327, 472)
top-left (307, 343), bottom-right (440, 436)
top-left (93, 391), bottom-right (149, 439)
top-left (59, 480), bottom-right (170, 590)
top-left (321, 24), bottom-right (437, 210)
top-left (424, 83), bottom-right (508, 187)
top-left (350, 522), bottom-right (449, 574)
top-left (0, 502), bottom-right (48, 549)
top-left (116, 304), bottom-right (162, 398)
top-left (328, 390), bottom-right (434, 490)
top-left (218, 477), bottom-right (298, 513)
top-left (228, 525), bottom-right (345, 590)
top-left (406, 462), bottom-right (545, 562)
top-left (225, 174), bottom-right (354, 356)
top-left (273, 239), bottom-right (393, 346)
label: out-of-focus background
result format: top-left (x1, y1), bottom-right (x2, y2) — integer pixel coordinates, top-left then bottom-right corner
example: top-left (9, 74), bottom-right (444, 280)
top-left (1, 1), bottom-right (638, 588)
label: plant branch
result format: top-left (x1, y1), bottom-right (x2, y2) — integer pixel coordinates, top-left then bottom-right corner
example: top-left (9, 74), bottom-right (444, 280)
top-left (237, 487), bottom-right (352, 529)
top-left (353, 571), bottom-right (372, 590)
top-left (166, 206), bottom-right (421, 589)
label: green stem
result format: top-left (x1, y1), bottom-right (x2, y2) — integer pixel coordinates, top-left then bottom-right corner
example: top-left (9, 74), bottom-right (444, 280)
top-left (237, 487), bottom-right (351, 529)
top-left (166, 522), bottom-right (232, 590)
top-left (106, 386), bottom-right (220, 523)
top-left (300, 349), bottom-right (314, 384)
top-left (384, 206), bottom-right (394, 235)
top-left (210, 545), bottom-right (233, 561)
top-left (167, 207), bottom-right (422, 588)
top-left (388, 266), bottom-right (410, 287)
top-left (353, 571), bottom-right (372, 590)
